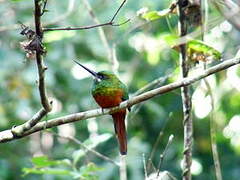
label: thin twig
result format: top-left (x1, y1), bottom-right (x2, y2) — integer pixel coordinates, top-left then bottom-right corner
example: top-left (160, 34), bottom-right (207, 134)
top-left (11, 108), bottom-right (47, 137)
top-left (203, 0), bottom-right (209, 37)
top-left (178, 1), bottom-right (193, 180)
top-left (147, 112), bottom-right (172, 172)
top-left (201, 2), bottom-right (223, 177)
top-left (128, 74), bottom-right (170, 122)
top-left (203, 79), bottom-right (223, 180)
top-left (143, 154), bottom-right (148, 179)
top-left (43, 0), bottom-right (129, 32)
top-left (40, 0), bottom-right (48, 16)
top-left (50, 132), bottom-right (119, 166)
top-left (157, 135), bottom-right (174, 176)
top-left (82, 0), bottom-right (119, 72)
top-left (147, 132), bottom-right (164, 172)
top-left (0, 0), bottom-right (75, 32)
top-left (0, 56), bottom-right (239, 143)
top-left (134, 75), bottom-right (170, 96)
top-left (34, 0), bottom-right (52, 112)
top-left (110, 0), bottom-right (126, 22)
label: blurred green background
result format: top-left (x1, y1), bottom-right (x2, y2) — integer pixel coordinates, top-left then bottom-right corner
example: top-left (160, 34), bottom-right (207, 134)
top-left (0, 0), bottom-right (240, 179)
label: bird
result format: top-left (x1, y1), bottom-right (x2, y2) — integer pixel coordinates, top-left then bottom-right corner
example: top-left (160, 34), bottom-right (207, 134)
top-left (74, 60), bottom-right (130, 155)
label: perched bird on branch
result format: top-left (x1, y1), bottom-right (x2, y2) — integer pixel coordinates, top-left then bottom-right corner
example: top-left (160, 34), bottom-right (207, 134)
top-left (74, 60), bottom-right (130, 155)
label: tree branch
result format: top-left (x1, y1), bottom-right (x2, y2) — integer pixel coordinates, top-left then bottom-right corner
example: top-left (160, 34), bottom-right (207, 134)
top-left (42, 0), bottom-right (129, 32)
top-left (0, 56), bottom-right (239, 143)
top-left (82, 0), bottom-right (119, 73)
top-left (157, 135), bottom-right (174, 176)
top-left (34, 0), bottom-right (52, 112)
top-left (178, 1), bottom-right (193, 179)
top-left (204, 79), bottom-right (223, 180)
top-left (11, 108), bottom-right (47, 137)
top-left (51, 132), bottom-right (119, 166)
top-left (201, 2), bottom-right (223, 178)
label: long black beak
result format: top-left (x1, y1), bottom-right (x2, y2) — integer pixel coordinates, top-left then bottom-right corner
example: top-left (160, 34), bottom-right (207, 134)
top-left (73, 60), bottom-right (98, 78)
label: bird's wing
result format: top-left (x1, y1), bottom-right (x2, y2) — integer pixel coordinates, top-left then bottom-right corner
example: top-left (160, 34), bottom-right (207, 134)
top-left (121, 83), bottom-right (131, 112)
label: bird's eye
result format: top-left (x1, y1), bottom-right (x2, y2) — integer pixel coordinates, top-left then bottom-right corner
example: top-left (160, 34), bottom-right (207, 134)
top-left (97, 73), bottom-right (105, 80)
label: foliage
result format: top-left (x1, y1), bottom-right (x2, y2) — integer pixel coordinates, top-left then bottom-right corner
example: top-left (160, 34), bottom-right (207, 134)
top-left (141, 10), bottom-right (169, 21)
top-left (23, 156), bottom-right (102, 179)
top-left (172, 39), bottom-right (222, 63)
top-left (0, 0), bottom-right (240, 180)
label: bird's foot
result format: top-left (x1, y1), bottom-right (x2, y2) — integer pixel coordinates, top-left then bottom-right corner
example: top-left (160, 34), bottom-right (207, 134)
top-left (11, 125), bottom-right (21, 138)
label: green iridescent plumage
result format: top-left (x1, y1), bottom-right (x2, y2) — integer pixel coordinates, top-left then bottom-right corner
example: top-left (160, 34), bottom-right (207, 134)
top-left (91, 71), bottom-right (129, 101)
top-left (74, 61), bottom-right (129, 154)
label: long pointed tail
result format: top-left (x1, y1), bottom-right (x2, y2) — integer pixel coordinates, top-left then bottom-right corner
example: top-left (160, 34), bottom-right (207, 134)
top-left (112, 110), bottom-right (127, 155)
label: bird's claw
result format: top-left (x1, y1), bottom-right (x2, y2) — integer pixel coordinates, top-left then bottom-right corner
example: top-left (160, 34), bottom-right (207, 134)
top-left (11, 125), bottom-right (20, 138)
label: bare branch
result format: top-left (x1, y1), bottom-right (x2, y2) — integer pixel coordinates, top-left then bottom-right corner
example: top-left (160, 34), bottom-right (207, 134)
top-left (157, 135), bottom-right (174, 176)
top-left (34, 0), bottom-right (52, 112)
top-left (40, 0), bottom-right (48, 16)
top-left (51, 132), bottom-right (119, 166)
top-left (203, 79), bottom-right (223, 180)
top-left (143, 154), bottom-right (148, 179)
top-left (0, 56), bottom-right (239, 143)
top-left (11, 108), bottom-right (47, 137)
top-left (201, 2), bottom-right (223, 177)
top-left (134, 75), bottom-right (170, 96)
top-left (147, 112), bottom-right (172, 172)
top-left (43, 0), bottom-right (129, 32)
top-left (110, 0), bottom-right (126, 23)
top-left (82, 0), bottom-right (118, 72)
top-left (128, 74), bottom-right (170, 122)
top-left (0, 0), bottom-right (75, 32)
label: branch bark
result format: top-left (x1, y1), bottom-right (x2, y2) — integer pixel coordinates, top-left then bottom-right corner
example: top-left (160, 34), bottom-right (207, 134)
top-left (177, 1), bottom-right (193, 179)
top-left (34, 0), bottom-right (52, 112)
top-left (11, 108), bottom-right (47, 137)
top-left (0, 56), bottom-right (239, 143)
top-left (12, 0), bottom-right (53, 137)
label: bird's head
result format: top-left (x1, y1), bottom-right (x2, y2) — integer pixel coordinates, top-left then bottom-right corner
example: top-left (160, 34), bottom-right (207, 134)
top-left (74, 60), bottom-right (118, 83)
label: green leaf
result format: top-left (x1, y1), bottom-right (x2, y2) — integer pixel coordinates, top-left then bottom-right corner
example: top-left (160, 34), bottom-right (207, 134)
top-left (31, 156), bottom-right (70, 168)
top-left (141, 9), bottom-right (171, 21)
top-left (79, 163), bottom-right (103, 179)
top-left (171, 39), bottom-right (222, 61)
top-left (142, 11), bottom-right (160, 21)
top-left (187, 40), bottom-right (222, 60)
top-left (22, 167), bottom-right (71, 176)
top-left (80, 162), bottom-right (103, 173)
top-left (70, 163), bottom-right (103, 179)
top-left (162, 34), bottom-right (179, 46)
